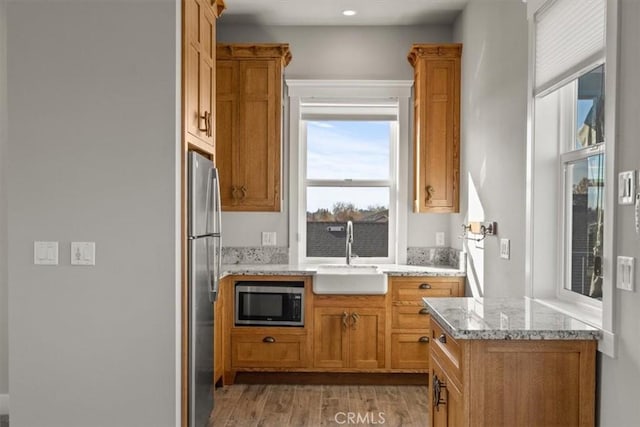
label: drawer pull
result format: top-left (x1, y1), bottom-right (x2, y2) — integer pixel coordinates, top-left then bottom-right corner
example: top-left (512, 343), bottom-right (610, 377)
top-left (438, 334), bottom-right (447, 344)
top-left (419, 336), bottom-right (430, 343)
top-left (262, 336), bottom-right (276, 343)
top-left (419, 283), bottom-right (432, 289)
top-left (419, 308), bottom-right (429, 315)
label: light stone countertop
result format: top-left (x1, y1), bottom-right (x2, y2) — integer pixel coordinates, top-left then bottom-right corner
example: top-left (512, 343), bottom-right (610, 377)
top-left (423, 297), bottom-right (601, 341)
top-left (221, 263), bottom-right (466, 278)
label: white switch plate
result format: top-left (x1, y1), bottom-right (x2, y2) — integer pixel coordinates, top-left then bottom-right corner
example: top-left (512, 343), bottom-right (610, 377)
top-left (616, 256), bottom-right (635, 291)
top-left (34, 241), bottom-right (58, 265)
top-left (71, 242), bottom-right (96, 266)
top-left (261, 232), bottom-right (276, 246)
top-left (435, 232), bottom-right (445, 247)
top-left (500, 238), bottom-right (510, 260)
top-left (618, 171), bottom-right (636, 205)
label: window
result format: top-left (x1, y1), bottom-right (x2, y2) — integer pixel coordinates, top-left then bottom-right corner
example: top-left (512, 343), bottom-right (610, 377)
top-left (528, 0), bottom-right (617, 355)
top-left (302, 112), bottom-right (397, 262)
top-left (286, 80), bottom-right (412, 265)
top-left (560, 65), bottom-right (605, 302)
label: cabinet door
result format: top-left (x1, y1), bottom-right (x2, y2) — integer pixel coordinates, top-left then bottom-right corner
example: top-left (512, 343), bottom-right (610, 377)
top-left (216, 60), bottom-right (238, 207)
top-left (349, 308), bottom-right (385, 369)
top-left (313, 307), bottom-right (349, 368)
top-left (184, 0), bottom-right (216, 153)
top-left (236, 60), bottom-right (280, 211)
top-left (418, 58), bottom-right (459, 212)
top-left (431, 353), bottom-right (464, 427)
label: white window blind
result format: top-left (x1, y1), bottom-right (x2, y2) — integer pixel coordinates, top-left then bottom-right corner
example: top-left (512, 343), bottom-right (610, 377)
top-left (535, 0), bottom-right (606, 96)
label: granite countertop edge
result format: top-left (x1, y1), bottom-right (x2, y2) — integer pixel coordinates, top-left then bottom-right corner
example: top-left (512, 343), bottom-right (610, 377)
top-left (424, 298), bottom-right (601, 341)
top-left (221, 264), bottom-right (466, 278)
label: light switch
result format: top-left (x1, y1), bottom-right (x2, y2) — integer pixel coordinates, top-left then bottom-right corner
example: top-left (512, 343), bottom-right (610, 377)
top-left (34, 241), bottom-right (58, 265)
top-left (616, 256), bottom-right (635, 291)
top-left (618, 171), bottom-right (636, 205)
top-left (500, 238), bottom-right (510, 260)
top-left (71, 242), bottom-right (96, 266)
top-left (261, 232), bottom-right (276, 247)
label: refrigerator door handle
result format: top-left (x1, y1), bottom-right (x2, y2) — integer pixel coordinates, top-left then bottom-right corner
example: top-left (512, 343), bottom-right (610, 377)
top-left (204, 167), bottom-right (214, 235)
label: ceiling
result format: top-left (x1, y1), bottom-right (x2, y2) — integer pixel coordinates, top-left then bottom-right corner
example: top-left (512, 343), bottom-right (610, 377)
top-left (219, 0), bottom-right (470, 26)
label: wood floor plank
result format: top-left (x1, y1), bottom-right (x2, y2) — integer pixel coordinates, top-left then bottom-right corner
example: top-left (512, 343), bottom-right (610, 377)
top-left (209, 384), bottom-right (248, 426)
top-left (401, 385), bottom-right (430, 426)
top-left (289, 385), bottom-right (322, 427)
top-left (257, 385), bottom-right (295, 427)
top-left (224, 384), bottom-right (269, 427)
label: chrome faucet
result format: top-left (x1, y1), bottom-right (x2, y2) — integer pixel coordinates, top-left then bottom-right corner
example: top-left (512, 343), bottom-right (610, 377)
top-left (346, 220), bottom-right (354, 265)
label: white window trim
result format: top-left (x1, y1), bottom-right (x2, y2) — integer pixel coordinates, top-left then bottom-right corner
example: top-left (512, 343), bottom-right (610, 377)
top-left (525, 0), bottom-right (619, 357)
top-left (286, 80), bottom-right (413, 265)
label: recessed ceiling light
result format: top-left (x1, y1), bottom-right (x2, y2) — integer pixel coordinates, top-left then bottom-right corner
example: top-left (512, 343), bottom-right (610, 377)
top-left (342, 10), bottom-right (357, 17)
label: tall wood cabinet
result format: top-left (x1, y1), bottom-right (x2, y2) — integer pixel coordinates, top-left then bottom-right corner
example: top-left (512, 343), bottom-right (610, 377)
top-left (216, 44), bottom-right (291, 211)
top-left (408, 44), bottom-right (462, 213)
top-left (183, 0), bottom-right (225, 155)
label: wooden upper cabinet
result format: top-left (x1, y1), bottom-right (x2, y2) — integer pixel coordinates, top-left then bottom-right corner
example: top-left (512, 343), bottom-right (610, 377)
top-left (216, 44), bottom-right (291, 211)
top-left (183, 0), bottom-right (225, 156)
top-left (408, 44), bottom-right (461, 213)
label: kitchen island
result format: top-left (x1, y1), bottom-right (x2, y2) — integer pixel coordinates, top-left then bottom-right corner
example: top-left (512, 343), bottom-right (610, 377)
top-left (423, 297), bottom-right (600, 427)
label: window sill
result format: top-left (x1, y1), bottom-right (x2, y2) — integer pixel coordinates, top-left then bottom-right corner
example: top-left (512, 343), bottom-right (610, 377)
top-left (535, 297), bottom-right (615, 357)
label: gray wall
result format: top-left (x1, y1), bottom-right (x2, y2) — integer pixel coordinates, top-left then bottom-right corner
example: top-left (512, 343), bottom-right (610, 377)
top-left (217, 24), bottom-right (453, 252)
top-left (7, 1), bottom-right (178, 426)
top-left (451, 1), bottom-right (528, 297)
top-left (0, 0), bottom-right (8, 407)
top-left (599, 1), bottom-right (640, 425)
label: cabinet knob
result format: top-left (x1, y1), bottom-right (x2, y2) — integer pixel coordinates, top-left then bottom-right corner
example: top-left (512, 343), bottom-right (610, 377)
top-left (419, 283), bottom-right (432, 289)
top-left (419, 336), bottom-right (430, 343)
top-left (419, 308), bottom-right (429, 315)
top-left (438, 334), bottom-right (447, 344)
top-left (262, 336), bottom-right (276, 343)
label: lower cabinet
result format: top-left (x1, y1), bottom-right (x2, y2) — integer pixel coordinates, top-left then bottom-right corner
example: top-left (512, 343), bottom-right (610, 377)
top-left (231, 331), bottom-right (308, 368)
top-left (313, 306), bottom-right (385, 369)
top-left (428, 317), bottom-right (597, 426)
top-left (390, 333), bottom-right (430, 369)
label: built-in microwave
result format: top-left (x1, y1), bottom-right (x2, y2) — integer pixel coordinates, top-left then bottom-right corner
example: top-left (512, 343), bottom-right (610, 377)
top-left (234, 281), bottom-right (304, 327)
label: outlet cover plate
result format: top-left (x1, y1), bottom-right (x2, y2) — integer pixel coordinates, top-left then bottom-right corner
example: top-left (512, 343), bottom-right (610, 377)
top-left (261, 232), bottom-right (277, 246)
top-left (500, 238), bottom-right (510, 260)
top-left (618, 171), bottom-right (636, 205)
top-left (616, 256), bottom-right (635, 291)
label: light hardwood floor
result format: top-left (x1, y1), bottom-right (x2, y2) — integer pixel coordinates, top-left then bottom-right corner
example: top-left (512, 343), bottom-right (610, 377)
top-left (210, 384), bottom-right (429, 427)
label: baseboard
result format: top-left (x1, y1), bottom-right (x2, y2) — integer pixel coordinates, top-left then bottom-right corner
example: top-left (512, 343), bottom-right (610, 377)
top-left (0, 394), bottom-right (8, 414)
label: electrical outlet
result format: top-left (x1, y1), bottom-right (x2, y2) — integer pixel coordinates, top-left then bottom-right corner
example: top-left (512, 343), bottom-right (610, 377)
top-left (435, 232), bottom-right (445, 247)
top-left (616, 256), bottom-right (635, 291)
top-left (500, 238), bottom-right (510, 260)
top-left (261, 232), bottom-right (277, 246)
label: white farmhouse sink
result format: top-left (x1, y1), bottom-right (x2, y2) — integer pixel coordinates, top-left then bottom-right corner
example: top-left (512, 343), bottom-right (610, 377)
top-left (313, 264), bottom-right (388, 295)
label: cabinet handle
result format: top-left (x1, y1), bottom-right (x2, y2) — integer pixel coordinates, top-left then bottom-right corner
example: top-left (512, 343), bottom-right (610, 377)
top-left (231, 186), bottom-right (239, 204)
top-left (240, 185), bottom-right (247, 200)
top-left (419, 308), bottom-right (429, 315)
top-left (419, 283), bottom-right (432, 289)
top-left (425, 185), bottom-right (435, 203)
top-left (438, 334), bottom-right (447, 344)
top-left (342, 312), bottom-right (349, 330)
top-left (262, 336), bottom-right (276, 343)
top-left (199, 111), bottom-right (211, 136)
top-left (351, 312), bottom-right (360, 329)
top-left (433, 374), bottom-right (447, 411)
top-left (207, 111), bottom-right (212, 137)
top-left (419, 336), bottom-right (430, 343)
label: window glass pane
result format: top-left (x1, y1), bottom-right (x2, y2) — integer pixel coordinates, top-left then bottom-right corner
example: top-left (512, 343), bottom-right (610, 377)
top-left (306, 121), bottom-right (391, 180)
top-left (566, 153), bottom-right (604, 299)
top-left (575, 65), bottom-right (605, 149)
top-left (306, 187), bottom-right (389, 258)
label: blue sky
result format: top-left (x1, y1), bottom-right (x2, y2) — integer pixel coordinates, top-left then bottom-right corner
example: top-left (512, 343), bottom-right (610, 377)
top-left (306, 121), bottom-right (391, 212)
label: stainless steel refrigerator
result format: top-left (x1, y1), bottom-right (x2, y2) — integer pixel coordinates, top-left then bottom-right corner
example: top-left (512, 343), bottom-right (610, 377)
top-left (188, 151), bottom-right (222, 427)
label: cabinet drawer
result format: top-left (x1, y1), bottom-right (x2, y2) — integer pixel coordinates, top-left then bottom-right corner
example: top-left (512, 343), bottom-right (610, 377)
top-left (391, 305), bottom-right (431, 329)
top-left (231, 333), bottom-right (307, 368)
top-left (391, 333), bottom-right (430, 369)
top-left (430, 321), bottom-right (462, 380)
top-left (391, 278), bottom-right (462, 303)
